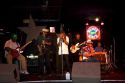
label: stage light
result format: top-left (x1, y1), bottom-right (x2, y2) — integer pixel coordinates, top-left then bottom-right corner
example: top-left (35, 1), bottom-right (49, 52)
top-left (101, 22), bottom-right (104, 25)
top-left (85, 23), bottom-right (89, 25)
top-left (95, 17), bottom-right (99, 22)
top-left (50, 27), bottom-right (55, 33)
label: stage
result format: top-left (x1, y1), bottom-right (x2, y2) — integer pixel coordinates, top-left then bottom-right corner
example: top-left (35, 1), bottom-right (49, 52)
top-left (19, 68), bottom-right (125, 83)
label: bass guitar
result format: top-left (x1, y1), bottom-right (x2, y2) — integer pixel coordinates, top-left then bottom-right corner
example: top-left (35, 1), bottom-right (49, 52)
top-left (10, 40), bottom-right (32, 58)
top-left (70, 42), bottom-right (86, 53)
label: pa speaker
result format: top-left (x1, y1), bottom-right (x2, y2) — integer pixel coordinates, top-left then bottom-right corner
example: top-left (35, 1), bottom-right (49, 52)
top-left (72, 62), bottom-right (101, 83)
top-left (0, 64), bottom-right (20, 83)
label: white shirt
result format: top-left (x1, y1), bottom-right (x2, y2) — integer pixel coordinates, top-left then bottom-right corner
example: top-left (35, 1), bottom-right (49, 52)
top-left (4, 39), bottom-right (20, 57)
top-left (4, 39), bottom-right (20, 49)
top-left (57, 36), bottom-right (69, 55)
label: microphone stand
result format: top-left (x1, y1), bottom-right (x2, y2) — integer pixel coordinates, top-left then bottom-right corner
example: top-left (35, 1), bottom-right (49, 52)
top-left (111, 37), bottom-right (117, 69)
top-left (113, 37), bottom-right (117, 68)
top-left (43, 32), bottom-right (46, 74)
top-left (60, 39), bottom-right (63, 76)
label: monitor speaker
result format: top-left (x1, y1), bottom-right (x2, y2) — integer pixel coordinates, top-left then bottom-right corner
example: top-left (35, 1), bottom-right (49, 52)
top-left (0, 64), bottom-right (20, 83)
top-left (72, 62), bottom-right (101, 83)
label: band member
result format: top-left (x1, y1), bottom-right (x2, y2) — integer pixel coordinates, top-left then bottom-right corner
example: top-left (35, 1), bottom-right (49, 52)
top-left (57, 32), bottom-right (70, 73)
top-left (70, 33), bottom-right (83, 62)
top-left (4, 33), bottom-right (29, 74)
top-left (94, 42), bottom-right (108, 64)
top-left (81, 40), bottom-right (98, 62)
top-left (95, 42), bottom-right (104, 52)
top-left (36, 28), bottom-right (52, 75)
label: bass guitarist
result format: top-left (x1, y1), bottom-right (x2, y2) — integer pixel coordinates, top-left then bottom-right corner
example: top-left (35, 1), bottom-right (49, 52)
top-left (4, 33), bottom-right (29, 74)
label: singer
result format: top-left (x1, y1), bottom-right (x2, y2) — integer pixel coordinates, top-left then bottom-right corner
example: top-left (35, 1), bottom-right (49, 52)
top-left (57, 32), bottom-right (70, 74)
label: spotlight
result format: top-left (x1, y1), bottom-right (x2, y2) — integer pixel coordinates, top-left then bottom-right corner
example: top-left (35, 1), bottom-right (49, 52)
top-left (95, 17), bottom-right (99, 22)
top-left (85, 23), bottom-right (89, 25)
top-left (101, 22), bottom-right (104, 25)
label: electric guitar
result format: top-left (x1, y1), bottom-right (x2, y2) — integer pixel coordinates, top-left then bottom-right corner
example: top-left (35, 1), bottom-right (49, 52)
top-left (10, 40), bottom-right (32, 58)
top-left (70, 42), bottom-right (86, 53)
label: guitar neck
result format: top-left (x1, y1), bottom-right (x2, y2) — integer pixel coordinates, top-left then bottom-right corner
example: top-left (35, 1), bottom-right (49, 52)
top-left (20, 41), bottom-right (32, 50)
top-left (78, 42), bottom-right (85, 47)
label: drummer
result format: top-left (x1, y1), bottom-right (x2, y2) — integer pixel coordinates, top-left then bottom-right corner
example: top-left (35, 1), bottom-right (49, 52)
top-left (95, 42), bottom-right (104, 52)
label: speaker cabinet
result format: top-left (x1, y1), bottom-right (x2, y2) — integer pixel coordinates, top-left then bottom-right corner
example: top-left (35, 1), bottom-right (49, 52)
top-left (72, 62), bottom-right (100, 83)
top-left (0, 64), bottom-right (20, 83)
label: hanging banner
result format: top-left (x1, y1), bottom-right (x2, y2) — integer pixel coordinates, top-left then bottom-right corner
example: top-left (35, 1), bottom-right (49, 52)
top-left (86, 25), bottom-right (101, 40)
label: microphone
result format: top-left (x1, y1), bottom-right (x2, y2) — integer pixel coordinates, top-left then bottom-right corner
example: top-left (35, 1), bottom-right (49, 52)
top-left (59, 38), bottom-right (63, 43)
top-left (59, 38), bottom-right (64, 46)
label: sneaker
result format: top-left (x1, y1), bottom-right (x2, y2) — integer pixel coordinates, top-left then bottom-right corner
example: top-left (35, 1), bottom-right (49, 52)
top-left (20, 70), bottom-right (25, 74)
top-left (24, 71), bottom-right (29, 74)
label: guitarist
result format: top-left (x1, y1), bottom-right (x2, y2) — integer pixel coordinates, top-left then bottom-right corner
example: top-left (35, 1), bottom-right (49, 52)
top-left (4, 33), bottom-right (29, 74)
top-left (70, 33), bottom-right (83, 62)
top-left (36, 28), bottom-right (52, 75)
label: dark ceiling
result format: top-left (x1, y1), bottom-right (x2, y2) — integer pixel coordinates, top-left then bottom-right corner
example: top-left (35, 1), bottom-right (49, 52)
top-left (0, 0), bottom-right (113, 28)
